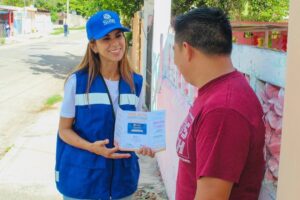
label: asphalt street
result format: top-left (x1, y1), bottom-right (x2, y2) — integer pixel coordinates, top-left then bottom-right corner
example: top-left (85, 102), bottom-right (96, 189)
top-left (0, 31), bottom-right (87, 158)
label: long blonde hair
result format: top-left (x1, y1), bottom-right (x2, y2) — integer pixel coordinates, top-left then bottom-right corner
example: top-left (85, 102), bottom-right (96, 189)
top-left (67, 35), bottom-right (135, 94)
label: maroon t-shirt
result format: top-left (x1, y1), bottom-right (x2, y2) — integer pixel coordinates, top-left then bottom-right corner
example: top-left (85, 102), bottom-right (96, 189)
top-left (176, 70), bottom-right (265, 200)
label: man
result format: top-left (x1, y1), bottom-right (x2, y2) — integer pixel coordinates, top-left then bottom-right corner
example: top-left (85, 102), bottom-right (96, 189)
top-left (174, 7), bottom-right (265, 200)
top-left (63, 23), bottom-right (68, 37)
top-left (5, 22), bottom-right (10, 37)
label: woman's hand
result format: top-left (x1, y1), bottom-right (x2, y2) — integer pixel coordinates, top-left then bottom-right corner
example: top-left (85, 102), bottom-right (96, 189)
top-left (89, 139), bottom-right (131, 159)
top-left (137, 146), bottom-right (156, 158)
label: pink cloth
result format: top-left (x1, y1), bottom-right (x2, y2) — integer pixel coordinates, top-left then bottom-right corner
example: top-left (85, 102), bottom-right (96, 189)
top-left (259, 83), bottom-right (284, 184)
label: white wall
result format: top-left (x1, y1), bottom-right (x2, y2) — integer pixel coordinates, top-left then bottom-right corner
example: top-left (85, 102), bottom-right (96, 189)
top-left (67, 14), bottom-right (86, 27)
top-left (151, 0), bottom-right (172, 110)
top-left (35, 13), bottom-right (52, 33)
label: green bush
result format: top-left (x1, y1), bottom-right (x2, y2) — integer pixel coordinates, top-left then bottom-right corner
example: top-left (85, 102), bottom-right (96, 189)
top-left (51, 10), bottom-right (59, 23)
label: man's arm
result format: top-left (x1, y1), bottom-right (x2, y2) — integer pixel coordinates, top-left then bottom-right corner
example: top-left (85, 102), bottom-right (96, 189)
top-left (193, 109), bottom-right (252, 200)
top-left (194, 177), bottom-right (233, 200)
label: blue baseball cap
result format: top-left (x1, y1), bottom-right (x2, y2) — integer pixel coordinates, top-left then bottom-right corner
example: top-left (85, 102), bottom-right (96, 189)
top-left (86, 10), bottom-right (130, 41)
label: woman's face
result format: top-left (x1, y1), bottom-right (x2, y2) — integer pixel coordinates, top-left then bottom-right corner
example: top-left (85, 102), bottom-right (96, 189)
top-left (93, 29), bottom-right (126, 64)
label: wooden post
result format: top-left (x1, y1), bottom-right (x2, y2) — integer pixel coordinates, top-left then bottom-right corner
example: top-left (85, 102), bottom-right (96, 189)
top-left (277, 0), bottom-right (300, 199)
top-left (264, 30), bottom-right (269, 48)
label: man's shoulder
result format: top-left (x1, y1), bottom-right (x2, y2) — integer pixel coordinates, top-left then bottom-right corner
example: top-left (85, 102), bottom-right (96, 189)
top-left (200, 77), bottom-right (263, 127)
top-left (228, 76), bottom-right (263, 125)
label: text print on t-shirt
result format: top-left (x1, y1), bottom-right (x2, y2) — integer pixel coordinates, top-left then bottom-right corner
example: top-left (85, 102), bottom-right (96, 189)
top-left (176, 112), bottom-right (194, 163)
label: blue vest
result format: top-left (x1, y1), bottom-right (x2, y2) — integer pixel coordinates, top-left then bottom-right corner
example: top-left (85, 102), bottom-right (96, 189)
top-left (55, 70), bottom-right (143, 200)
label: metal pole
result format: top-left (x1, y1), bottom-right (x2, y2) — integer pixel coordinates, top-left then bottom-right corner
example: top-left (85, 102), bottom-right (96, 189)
top-left (23, 0), bottom-right (26, 34)
top-left (66, 0), bottom-right (69, 25)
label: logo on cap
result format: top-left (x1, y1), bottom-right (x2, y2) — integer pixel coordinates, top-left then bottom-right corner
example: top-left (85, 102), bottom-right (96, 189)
top-left (102, 13), bottom-right (115, 25)
top-left (103, 14), bottom-right (111, 20)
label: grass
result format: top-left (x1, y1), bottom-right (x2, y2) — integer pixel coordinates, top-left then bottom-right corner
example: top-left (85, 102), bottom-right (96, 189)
top-left (51, 26), bottom-right (85, 35)
top-left (0, 145), bottom-right (14, 159)
top-left (4, 145), bottom-right (13, 154)
top-left (69, 26), bottom-right (85, 31)
top-left (35, 94), bottom-right (63, 113)
top-left (45, 94), bottom-right (63, 107)
top-left (51, 28), bottom-right (64, 35)
top-left (37, 94), bottom-right (63, 112)
top-left (0, 37), bottom-right (5, 45)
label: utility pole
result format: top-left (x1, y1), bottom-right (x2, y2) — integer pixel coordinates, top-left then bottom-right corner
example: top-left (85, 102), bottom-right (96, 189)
top-left (23, 0), bottom-right (26, 34)
top-left (64, 0), bottom-right (70, 37)
top-left (66, 0), bottom-right (69, 25)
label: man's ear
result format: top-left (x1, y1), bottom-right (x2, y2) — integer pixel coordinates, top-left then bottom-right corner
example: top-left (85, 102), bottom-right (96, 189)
top-left (89, 41), bottom-right (98, 53)
top-left (182, 42), bottom-right (193, 62)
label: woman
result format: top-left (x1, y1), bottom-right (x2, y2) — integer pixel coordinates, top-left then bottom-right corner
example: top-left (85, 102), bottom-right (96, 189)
top-left (55, 10), bottom-right (154, 200)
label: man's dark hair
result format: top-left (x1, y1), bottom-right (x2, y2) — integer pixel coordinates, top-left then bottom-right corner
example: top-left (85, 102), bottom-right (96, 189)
top-left (174, 7), bottom-right (232, 55)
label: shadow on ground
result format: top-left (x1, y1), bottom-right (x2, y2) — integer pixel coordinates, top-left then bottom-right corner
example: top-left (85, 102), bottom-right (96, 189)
top-left (25, 53), bottom-right (82, 79)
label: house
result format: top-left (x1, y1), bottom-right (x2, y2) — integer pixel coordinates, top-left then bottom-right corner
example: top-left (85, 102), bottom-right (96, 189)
top-left (0, 5), bottom-right (52, 36)
top-left (0, 5), bottom-right (17, 37)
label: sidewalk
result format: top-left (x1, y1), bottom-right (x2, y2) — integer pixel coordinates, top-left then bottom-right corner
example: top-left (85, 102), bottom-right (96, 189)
top-left (0, 30), bottom-right (82, 47)
top-left (2, 32), bottom-right (49, 46)
top-left (0, 103), bottom-right (168, 200)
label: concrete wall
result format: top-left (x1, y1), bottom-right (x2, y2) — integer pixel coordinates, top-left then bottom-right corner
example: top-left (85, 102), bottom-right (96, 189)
top-left (231, 45), bottom-right (286, 88)
top-left (66, 13), bottom-right (86, 27)
top-left (35, 12), bottom-right (52, 33)
top-left (151, 0), bottom-right (172, 110)
top-left (13, 10), bottom-right (36, 35)
top-left (12, 9), bottom-right (52, 35)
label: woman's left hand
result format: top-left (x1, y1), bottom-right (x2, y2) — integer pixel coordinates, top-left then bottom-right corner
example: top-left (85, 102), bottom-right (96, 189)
top-left (137, 146), bottom-right (156, 158)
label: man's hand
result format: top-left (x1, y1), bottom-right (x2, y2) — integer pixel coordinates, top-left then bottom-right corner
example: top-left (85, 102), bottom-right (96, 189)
top-left (89, 139), bottom-right (131, 159)
top-left (137, 146), bottom-right (156, 158)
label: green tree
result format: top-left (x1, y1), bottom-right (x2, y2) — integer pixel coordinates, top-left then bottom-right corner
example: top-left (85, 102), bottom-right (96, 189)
top-left (68, 0), bottom-right (143, 26)
top-left (2, 0), bottom-right (143, 25)
top-left (34, 0), bottom-right (65, 22)
top-left (1, 0), bottom-right (30, 7)
top-left (244, 0), bottom-right (289, 22)
top-left (68, 0), bottom-right (88, 16)
top-left (172, 0), bottom-right (206, 16)
top-left (171, 0), bottom-right (289, 22)
top-left (206, 0), bottom-right (247, 20)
